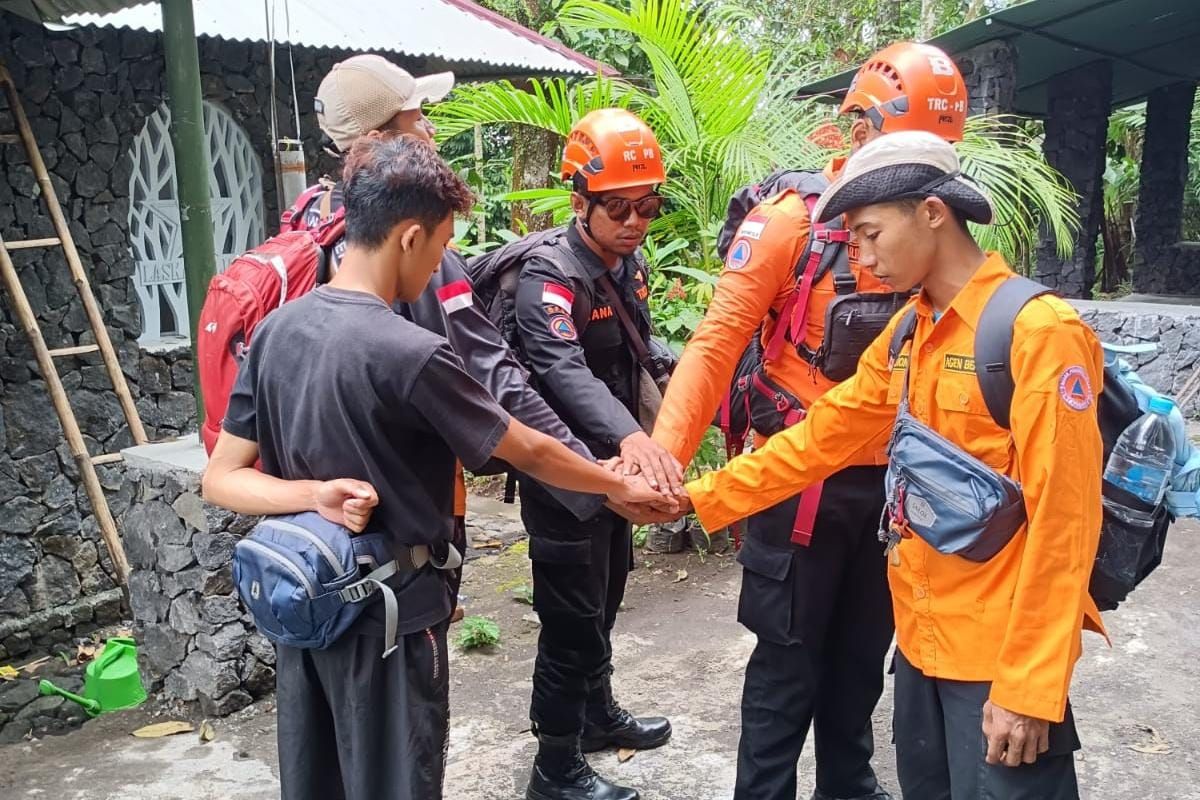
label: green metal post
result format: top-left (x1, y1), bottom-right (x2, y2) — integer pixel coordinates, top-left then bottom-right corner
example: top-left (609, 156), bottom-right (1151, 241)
top-left (160, 0), bottom-right (215, 425)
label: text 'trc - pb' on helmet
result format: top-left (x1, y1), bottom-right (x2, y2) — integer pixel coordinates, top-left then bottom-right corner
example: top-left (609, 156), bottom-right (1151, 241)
top-left (840, 42), bottom-right (968, 143)
top-left (561, 108), bottom-right (667, 193)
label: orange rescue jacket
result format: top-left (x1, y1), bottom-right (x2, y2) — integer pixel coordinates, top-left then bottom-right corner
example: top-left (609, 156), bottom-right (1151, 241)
top-left (686, 253), bottom-right (1107, 723)
top-left (653, 159), bottom-right (889, 466)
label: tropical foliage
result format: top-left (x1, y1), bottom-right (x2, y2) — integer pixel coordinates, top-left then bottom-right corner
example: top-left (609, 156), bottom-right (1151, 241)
top-left (435, 0), bottom-right (1079, 343)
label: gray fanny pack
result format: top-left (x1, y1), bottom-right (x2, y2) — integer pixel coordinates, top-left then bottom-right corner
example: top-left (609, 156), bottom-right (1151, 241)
top-left (883, 342), bottom-right (1026, 562)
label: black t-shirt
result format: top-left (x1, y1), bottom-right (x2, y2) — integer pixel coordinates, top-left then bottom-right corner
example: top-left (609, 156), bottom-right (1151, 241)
top-left (223, 286), bottom-right (510, 633)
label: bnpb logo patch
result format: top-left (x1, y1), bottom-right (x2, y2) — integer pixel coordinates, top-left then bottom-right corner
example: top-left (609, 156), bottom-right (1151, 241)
top-left (726, 238), bottom-right (752, 271)
top-left (1058, 366), bottom-right (1093, 411)
top-left (549, 314), bottom-right (578, 341)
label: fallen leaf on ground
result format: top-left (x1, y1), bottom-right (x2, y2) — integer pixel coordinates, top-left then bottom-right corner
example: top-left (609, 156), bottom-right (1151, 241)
top-left (132, 721), bottom-right (194, 738)
top-left (199, 720), bottom-right (216, 743)
top-left (18, 656), bottom-right (51, 675)
top-left (673, 570), bottom-right (688, 583)
top-left (0, 665), bottom-right (17, 681)
top-left (473, 539), bottom-right (504, 549)
top-left (76, 643), bottom-right (98, 663)
top-left (617, 748), bottom-right (637, 763)
top-left (1129, 724), bottom-right (1171, 754)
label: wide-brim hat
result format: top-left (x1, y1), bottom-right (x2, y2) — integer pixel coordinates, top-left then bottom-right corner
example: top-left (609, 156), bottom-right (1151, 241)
top-left (812, 130), bottom-right (993, 225)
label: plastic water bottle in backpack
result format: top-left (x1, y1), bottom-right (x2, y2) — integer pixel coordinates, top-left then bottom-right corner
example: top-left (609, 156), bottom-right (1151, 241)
top-left (1103, 396), bottom-right (1177, 525)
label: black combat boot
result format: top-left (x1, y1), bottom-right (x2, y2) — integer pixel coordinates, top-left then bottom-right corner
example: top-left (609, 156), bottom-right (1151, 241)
top-left (526, 729), bottom-right (640, 800)
top-left (579, 674), bottom-right (672, 753)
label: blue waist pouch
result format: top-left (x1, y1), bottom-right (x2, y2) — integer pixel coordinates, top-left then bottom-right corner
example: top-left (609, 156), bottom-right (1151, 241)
top-left (885, 408), bottom-right (1026, 562)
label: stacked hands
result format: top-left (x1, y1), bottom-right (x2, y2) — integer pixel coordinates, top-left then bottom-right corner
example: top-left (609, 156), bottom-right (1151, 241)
top-left (308, 431), bottom-right (693, 534)
top-left (601, 431), bottom-right (693, 525)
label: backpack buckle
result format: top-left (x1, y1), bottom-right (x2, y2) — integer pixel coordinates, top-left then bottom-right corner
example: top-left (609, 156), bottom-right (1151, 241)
top-left (340, 581), bottom-right (376, 603)
top-left (833, 271), bottom-right (858, 293)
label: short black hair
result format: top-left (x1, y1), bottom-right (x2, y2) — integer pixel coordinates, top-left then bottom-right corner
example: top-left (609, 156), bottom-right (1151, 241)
top-left (341, 134), bottom-right (474, 250)
top-left (889, 196), bottom-right (972, 235)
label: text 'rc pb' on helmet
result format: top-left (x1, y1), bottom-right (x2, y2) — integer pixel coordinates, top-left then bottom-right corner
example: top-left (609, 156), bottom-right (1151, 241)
top-left (561, 108), bottom-right (667, 194)
top-left (840, 42), bottom-right (968, 143)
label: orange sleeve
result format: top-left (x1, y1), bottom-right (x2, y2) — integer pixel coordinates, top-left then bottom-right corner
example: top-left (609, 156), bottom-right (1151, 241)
top-left (988, 302), bottom-right (1105, 723)
top-left (685, 316), bottom-right (899, 531)
top-left (453, 464), bottom-right (467, 517)
top-left (653, 200), bottom-right (807, 465)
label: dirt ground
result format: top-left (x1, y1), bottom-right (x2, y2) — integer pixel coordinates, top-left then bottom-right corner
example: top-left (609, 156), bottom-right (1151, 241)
top-left (1, 500), bottom-right (1197, 800)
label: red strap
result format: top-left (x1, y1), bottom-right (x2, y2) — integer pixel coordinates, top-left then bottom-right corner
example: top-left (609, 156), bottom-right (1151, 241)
top-left (791, 482), bottom-right (824, 547)
top-left (764, 194), bottom-right (826, 363)
top-left (312, 207), bottom-right (346, 247)
top-left (279, 184), bottom-right (329, 232)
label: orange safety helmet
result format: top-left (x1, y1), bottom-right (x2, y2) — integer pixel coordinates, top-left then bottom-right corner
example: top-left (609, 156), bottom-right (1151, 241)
top-left (840, 42), bottom-right (968, 143)
top-left (561, 108), bottom-right (666, 193)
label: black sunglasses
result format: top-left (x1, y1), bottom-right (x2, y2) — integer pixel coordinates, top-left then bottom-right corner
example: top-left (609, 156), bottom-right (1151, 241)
top-left (590, 194), bottom-right (666, 222)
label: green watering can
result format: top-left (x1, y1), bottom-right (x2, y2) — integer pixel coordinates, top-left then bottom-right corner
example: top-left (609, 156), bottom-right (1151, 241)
top-left (38, 637), bottom-right (147, 717)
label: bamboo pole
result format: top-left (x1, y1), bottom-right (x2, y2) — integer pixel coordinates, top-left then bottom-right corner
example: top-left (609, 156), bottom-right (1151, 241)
top-left (0, 63), bottom-right (147, 446)
top-left (161, 0), bottom-right (218, 424)
top-left (0, 234), bottom-right (131, 586)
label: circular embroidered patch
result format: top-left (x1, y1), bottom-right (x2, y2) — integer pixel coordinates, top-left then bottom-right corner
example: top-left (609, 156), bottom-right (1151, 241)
top-left (549, 314), bottom-right (578, 341)
top-left (1058, 365), bottom-right (1094, 411)
top-left (726, 238), bottom-right (753, 270)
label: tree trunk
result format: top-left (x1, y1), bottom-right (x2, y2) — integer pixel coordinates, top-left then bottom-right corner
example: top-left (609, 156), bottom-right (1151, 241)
top-left (1100, 210), bottom-right (1131, 293)
top-left (510, 124), bottom-right (562, 233)
top-left (918, 0), bottom-right (940, 40)
top-left (965, 0), bottom-right (988, 22)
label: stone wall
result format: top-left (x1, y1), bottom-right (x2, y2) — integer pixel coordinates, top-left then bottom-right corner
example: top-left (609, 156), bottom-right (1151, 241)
top-left (1035, 61), bottom-right (1112, 299)
top-left (0, 15), bottom-right (344, 659)
top-left (119, 449), bottom-right (273, 717)
top-left (957, 40), bottom-right (1017, 116)
top-left (1074, 300), bottom-right (1200, 415)
top-left (1133, 82), bottom-right (1200, 295)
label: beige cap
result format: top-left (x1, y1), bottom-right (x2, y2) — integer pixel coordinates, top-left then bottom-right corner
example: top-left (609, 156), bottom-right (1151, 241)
top-left (813, 130), bottom-right (993, 225)
top-left (315, 55), bottom-right (454, 152)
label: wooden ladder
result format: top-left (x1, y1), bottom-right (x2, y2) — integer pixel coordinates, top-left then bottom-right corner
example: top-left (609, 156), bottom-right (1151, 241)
top-left (0, 60), bottom-right (146, 585)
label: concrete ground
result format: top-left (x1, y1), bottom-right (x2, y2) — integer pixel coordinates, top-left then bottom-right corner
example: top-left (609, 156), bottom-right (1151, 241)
top-left (1, 503), bottom-right (1198, 800)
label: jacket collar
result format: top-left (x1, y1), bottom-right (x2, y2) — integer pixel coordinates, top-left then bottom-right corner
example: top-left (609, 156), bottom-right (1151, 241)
top-left (914, 251), bottom-right (1015, 332)
top-left (566, 222), bottom-right (629, 281)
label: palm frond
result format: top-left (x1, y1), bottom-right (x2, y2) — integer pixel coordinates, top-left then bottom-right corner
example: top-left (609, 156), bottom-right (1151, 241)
top-left (957, 116), bottom-right (1079, 263)
top-left (431, 76), bottom-right (633, 139)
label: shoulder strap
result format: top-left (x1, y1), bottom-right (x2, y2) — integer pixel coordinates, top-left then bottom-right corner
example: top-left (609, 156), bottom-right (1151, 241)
top-left (974, 276), bottom-right (1055, 430)
top-left (888, 308), bottom-right (919, 366)
top-left (763, 194), bottom-right (851, 363)
top-left (597, 272), bottom-right (662, 379)
top-left (318, 186), bottom-right (334, 220)
top-left (279, 183), bottom-right (328, 231)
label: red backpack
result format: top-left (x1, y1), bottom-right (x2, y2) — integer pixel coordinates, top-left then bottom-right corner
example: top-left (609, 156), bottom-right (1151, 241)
top-left (196, 210), bottom-right (345, 454)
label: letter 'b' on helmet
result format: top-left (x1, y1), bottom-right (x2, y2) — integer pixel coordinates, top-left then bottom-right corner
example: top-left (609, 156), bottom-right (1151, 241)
top-left (561, 108), bottom-right (667, 193)
top-left (840, 42), bottom-right (968, 143)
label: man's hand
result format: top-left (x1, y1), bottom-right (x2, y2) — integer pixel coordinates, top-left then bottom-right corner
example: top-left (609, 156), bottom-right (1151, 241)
top-left (314, 479), bottom-right (379, 533)
top-left (983, 700), bottom-right (1050, 767)
top-left (608, 472), bottom-right (679, 513)
top-left (605, 500), bottom-right (679, 526)
top-left (619, 431), bottom-right (684, 495)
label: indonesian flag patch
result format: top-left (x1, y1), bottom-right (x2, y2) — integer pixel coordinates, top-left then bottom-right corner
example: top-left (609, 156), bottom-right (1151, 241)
top-left (436, 279), bottom-right (473, 314)
top-left (542, 282), bottom-right (575, 314)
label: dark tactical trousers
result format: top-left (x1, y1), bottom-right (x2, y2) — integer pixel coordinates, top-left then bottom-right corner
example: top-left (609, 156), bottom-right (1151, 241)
top-left (276, 616), bottom-right (451, 800)
top-left (734, 465), bottom-right (895, 800)
top-left (522, 483), bottom-right (633, 736)
top-left (893, 649), bottom-right (1081, 800)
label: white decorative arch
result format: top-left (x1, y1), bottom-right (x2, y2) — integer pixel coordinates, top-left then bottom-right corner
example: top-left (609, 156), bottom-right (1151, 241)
top-left (128, 101), bottom-right (265, 345)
